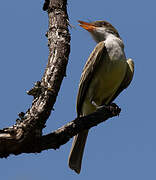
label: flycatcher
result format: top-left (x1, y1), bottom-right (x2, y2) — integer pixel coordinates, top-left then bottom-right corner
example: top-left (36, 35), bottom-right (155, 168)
top-left (68, 20), bottom-right (134, 174)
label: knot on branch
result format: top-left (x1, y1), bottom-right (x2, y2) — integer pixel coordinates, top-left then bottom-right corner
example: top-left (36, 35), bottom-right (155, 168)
top-left (27, 81), bottom-right (42, 98)
top-left (15, 112), bottom-right (26, 125)
top-left (43, 0), bottom-right (50, 11)
top-left (27, 81), bottom-right (55, 100)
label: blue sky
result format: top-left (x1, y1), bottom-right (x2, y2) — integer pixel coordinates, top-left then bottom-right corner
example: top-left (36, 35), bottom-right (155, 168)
top-left (0, 0), bottom-right (156, 179)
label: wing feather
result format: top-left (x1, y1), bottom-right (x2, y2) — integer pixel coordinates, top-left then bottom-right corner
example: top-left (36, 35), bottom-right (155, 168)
top-left (107, 58), bottom-right (134, 103)
top-left (76, 41), bottom-right (107, 116)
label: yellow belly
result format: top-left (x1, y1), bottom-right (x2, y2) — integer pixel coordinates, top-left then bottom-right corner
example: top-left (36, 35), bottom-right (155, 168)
top-left (82, 59), bottom-right (127, 115)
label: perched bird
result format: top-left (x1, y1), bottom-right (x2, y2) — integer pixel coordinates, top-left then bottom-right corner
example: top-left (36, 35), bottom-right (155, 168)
top-left (68, 20), bottom-right (134, 174)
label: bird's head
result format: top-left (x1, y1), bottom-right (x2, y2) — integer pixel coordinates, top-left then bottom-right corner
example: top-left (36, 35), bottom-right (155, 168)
top-left (78, 20), bottom-right (120, 43)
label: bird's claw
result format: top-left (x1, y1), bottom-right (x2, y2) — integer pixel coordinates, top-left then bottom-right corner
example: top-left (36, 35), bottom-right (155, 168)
top-left (109, 103), bottom-right (121, 116)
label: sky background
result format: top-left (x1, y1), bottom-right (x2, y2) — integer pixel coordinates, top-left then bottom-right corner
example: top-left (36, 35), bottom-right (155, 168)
top-left (0, 0), bottom-right (156, 179)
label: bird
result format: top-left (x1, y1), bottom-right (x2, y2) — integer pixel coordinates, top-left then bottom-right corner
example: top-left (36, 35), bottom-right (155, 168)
top-left (68, 20), bottom-right (134, 174)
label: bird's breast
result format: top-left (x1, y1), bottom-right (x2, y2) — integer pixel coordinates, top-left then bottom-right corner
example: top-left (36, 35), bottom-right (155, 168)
top-left (82, 58), bottom-right (127, 115)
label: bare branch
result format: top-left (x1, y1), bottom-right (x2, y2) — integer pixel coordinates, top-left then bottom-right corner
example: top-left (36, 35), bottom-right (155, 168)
top-left (0, 0), bottom-right (70, 156)
top-left (0, 104), bottom-right (121, 157)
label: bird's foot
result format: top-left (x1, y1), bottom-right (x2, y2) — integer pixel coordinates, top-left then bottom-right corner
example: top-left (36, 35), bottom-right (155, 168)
top-left (92, 101), bottom-right (121, 116)
top-left (92, 101), bottom-right (107, 110)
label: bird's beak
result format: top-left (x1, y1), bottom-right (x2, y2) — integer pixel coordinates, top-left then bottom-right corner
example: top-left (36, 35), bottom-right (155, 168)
top-left (78, 20), bottom-right (96, 32)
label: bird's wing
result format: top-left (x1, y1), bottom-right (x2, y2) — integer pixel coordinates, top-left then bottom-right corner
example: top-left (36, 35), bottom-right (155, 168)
top-left (106, 58), bottom-right (134, 104)
top-left (76, 41), bottom-right (107, 116)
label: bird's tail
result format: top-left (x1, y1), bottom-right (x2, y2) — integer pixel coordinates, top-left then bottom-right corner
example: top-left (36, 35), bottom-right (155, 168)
top-left (68, 130), bottom-right (89, 174)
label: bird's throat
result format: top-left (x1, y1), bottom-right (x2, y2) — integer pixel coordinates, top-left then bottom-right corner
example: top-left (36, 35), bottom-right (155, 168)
top-left (105, 35), bottom-right (126, 61)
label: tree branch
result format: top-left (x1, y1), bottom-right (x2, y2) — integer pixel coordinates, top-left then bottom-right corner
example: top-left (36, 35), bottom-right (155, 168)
top-left (0, 104), bottom-right (120, 157)
top-left (0, 0), bottom-right (70, 156)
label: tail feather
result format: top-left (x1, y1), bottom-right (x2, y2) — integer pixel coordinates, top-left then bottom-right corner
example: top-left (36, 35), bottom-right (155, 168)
top-left (68, 130), bottom-right (89, 174)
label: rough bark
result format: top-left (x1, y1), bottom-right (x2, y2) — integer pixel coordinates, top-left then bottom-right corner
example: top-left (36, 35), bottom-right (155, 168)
top-left (0, 104), bottom-right (120, 157)
top-left (0, 0), bottom-right (121, 158)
